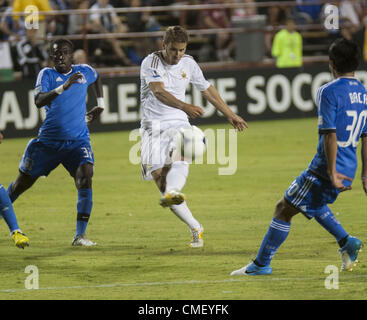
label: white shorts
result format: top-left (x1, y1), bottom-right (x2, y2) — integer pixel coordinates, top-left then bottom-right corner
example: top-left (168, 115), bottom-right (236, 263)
top-left (140, 120), bottom-right (191, 180)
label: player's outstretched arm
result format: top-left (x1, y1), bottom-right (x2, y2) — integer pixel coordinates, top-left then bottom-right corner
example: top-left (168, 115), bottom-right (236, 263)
top-left (149, 82), bottom-right (204, 119)
top-left (361, 136), bottom-right (367, 194)
top-left (86, 75), bottom-right (104, 124)
top-left (201, 85), bottom-right (248, 132)
top-left (35, 72), bottom-right (84, 108)
top-left (324, 132), bottom-right (352, 192)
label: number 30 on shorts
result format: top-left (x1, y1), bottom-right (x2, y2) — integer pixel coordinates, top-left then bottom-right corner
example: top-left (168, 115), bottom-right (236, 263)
top-left (287, 180), bottom-right (299, 197)
top-left (81, 147), bottom-right (93, 159)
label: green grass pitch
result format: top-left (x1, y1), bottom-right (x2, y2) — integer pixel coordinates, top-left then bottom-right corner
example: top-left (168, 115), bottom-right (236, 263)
top-left (0, 117), bottom-right (366, 300)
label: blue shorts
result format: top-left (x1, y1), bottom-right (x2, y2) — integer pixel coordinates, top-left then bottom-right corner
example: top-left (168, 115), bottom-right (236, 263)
top-left (19, 138), bottom-right (94, 178)
top-left (284, 170), bottom-right (340, 219)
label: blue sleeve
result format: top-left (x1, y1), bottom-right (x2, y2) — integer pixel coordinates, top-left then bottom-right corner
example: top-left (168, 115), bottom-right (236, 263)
top-left (317, 86), bottom-right (337, 134)
top-left (81, 64), bottom-right (98, 85)
top-left (34, 68), bottom-right (51, 96)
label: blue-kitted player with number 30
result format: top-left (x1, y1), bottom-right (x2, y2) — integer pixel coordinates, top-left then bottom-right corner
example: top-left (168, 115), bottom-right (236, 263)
top-left (7, 39), bottom-right (104, 246)
top-left (232, 38), bottom-right (367, 276)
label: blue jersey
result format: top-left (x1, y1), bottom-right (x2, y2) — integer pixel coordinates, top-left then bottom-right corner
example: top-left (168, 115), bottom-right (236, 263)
top-left (309, 77), bottom-right (367, 185)
top-left (34, 64), bottom-right (98, 140)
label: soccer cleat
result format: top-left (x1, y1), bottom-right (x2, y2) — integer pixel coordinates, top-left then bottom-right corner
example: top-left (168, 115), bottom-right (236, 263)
top-left (190, 225), bottom-right (204, 248)
top-left (230, 261), bottom-right (272, 276)
top-left (339, 236), bottom-right (363, 271)
top-left (72, 234), bottom-right (97, 247)
top-left (159, 189), bottom-right (185, 207)
top-left (12, 231), bottom-right (30, 249)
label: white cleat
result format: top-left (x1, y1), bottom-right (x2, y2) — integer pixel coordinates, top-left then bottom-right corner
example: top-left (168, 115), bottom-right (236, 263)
top-left (230, 262), bottom-right (272, 276)
top-left (72, 234), bottom-right (97, 247)
top-left (190, 225), bottom-right (204, 248)
top-left (339, 236), bottom-right (363, 271)
top-left (230, 266), bottom-right (247, 276)
top-left (160, 189), bottom-right (185, 207)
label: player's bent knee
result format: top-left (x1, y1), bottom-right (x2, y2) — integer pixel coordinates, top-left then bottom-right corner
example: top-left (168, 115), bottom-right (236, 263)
top-left (273, 199), bottom-right (296, 222)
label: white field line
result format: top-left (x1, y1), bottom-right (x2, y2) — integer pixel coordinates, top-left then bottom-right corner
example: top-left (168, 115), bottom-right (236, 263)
top-left (1, 275), bottom-right (367, 293)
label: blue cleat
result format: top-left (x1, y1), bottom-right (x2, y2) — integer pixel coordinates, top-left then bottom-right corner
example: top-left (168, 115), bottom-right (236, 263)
top-left (230, 261), bottom-right (272, 276)
top-left (339, 236), bottom-right (363, 271)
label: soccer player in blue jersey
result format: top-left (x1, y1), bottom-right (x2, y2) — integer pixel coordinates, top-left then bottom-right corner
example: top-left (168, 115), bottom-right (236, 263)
top-left (0, 131), bottom-right (30, 249)
top-left (6, 39), bottom-right (104, 246)
top-left (231, 38), bottom-right (367, 276)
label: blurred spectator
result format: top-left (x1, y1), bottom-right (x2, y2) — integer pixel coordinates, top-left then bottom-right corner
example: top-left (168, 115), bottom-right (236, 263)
top-left (125, 0), bottom-right (160, 33)
top-left (12, 0), bottom-right (55, 39)
top-left (233, 0), bottom-right (256, 18)
top-left (73, 48), bottom-right (88, 63)
top-left (68, 0), bottom-right (93, 35)
top-left (0, 0), bottom-right (25, 41)
top-left (49, 0), bottom-right (71, 35)
top-left (150, 0), bottom-right (180, 26)
top-left (199, 0), bottom-right (234, 61)
top-left (125, 0), bottom-right (162, 65)
top-left (293, 0), bottom-right (322, 24)
top-left (177, 0), bottom-right (201, 29)
top-left (89, 0), bottom-right (132, 65)
top-left (1, 0), bottom-right (8, 11)
top-left (271, 17), bottom-right (303, 68)
top-left (321, 1), bottom-right (364, 41)
top-left (68, 0), bottom-right (98, 55)
top-left (339, 0), bottom-right (364, 40)
top-left (109, 0), bottom-right (128, 7)
top-left (256, 0), bottom-right (290, 26)
top-left (15, 28), bottom-right (48, 77)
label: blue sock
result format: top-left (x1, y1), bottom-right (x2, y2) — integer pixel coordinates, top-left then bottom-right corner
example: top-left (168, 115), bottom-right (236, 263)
top-left (7, 182), bottom-right (19, 203)
top-left (314, 206), bottom-right (348, 245)
top-left (75, 189), bottom-right (93, 237)
top-left (0, 184), bottom-right (20, 233)
top-left (255, 218), bottom-right (291, 266)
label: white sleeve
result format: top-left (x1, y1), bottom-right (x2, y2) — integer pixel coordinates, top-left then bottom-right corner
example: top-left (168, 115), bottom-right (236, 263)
top-left (141, 55), bottom-right (164, 85)
top-left (190, 60), bottom-right (211, 92)
top-left (89, 5), bottom-right (100, 21)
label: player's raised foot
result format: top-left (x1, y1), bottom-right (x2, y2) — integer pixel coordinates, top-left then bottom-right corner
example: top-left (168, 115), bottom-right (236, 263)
top-left (190, 225), bottom-right (204, 248)
top-left (339, 236), bottom-right (363, 271)
top-left (72, 234), bottom-right (97, 247)
top-left (12, 230), bottom-right (30, 249)
top-left (160, 189), bottom-right (185, 208)
top-left (230, 261), bottom-right (272, 276)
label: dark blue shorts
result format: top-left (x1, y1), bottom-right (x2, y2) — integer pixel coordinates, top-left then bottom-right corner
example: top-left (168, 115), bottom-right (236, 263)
top-left (19, 138), bottom-right (94, 178)
top-left (284, 170), bottom-right (340, 219)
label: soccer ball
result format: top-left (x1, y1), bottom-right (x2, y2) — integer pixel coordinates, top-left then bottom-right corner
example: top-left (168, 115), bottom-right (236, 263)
top-left (176, 125), bottom-right (207, 161)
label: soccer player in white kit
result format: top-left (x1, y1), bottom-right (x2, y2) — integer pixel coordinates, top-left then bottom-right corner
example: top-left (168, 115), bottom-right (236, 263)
top-left (140, 26), bottom-right (247, 247)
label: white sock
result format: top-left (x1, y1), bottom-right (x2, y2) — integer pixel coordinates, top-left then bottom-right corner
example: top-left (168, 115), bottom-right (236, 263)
top-left (170, 201), bottom-right (201, 230)
top-left (165, 161), bottom-right (189, 192)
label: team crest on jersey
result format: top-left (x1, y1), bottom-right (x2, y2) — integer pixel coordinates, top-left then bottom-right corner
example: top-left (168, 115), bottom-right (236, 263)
top-left (76, 73), bottom-right (87, 84)
top-left (181, 70), bottom-right (187, 79)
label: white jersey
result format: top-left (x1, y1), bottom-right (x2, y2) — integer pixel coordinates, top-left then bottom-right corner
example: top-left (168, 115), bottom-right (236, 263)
top-left (140, 51), bottom-right (211, 129)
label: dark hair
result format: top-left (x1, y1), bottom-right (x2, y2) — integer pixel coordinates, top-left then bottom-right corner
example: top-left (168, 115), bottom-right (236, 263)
top-left (50, 39), bottom-right (74, 54)
top-left (329, 38), bottom-right (361, 73)
top-left (164, 26), bottom-right (189, 44)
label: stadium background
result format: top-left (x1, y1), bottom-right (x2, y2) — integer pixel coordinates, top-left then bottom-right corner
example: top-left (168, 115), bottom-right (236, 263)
top-left (1, 1), bottom-right (367, 138)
